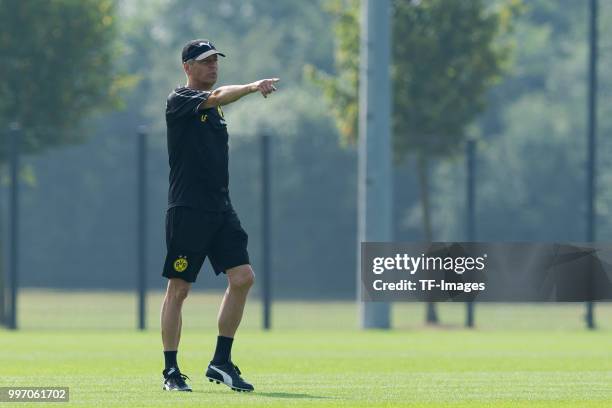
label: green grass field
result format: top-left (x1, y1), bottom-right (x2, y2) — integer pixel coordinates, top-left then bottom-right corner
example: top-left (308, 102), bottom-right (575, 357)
top-left (1, 290), bottom-right (611, 407)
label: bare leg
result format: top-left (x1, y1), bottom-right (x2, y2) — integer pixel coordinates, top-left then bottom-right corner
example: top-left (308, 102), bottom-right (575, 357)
top-left (161, 278), bottom-right (191, 351)
top-left (208, 266), bottom-right (256, 391)
top-left (217, 265), bottom-right (255, 338)
top-left (177, 314), bottom-right (182, 346)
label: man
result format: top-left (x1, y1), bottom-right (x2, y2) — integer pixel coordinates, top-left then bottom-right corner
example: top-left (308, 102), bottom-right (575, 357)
top-left (161, 39), bottom-right (279, 392)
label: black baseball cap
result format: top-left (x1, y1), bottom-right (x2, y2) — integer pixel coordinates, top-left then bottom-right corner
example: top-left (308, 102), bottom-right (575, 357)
top-left (181, 39), bottom-right (226, 63)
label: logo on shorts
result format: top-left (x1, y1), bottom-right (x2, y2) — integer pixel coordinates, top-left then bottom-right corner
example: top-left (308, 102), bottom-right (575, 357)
top-left (173, 255), bottom-right (188, 273)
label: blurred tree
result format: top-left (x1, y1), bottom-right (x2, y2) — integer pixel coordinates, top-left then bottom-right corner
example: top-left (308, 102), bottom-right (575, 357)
top-left (308, 0), bottom-right (519, 323)
top-left (479, 0), bottom-right (585, 139)
top-left (0, 0), bottom-right (129, 326)
top-left (157, 0), bottom-right (334, 86)
top-left (433, 0), bottom-right (593, 243)
top-left (0, 0), bottom-right (132, 160)
top-left (304, 0), bottom-right (360, 146)
top-left (10, 0), bottom-right (361, 301)
top-left (392, 0), bottom-right (516, 243)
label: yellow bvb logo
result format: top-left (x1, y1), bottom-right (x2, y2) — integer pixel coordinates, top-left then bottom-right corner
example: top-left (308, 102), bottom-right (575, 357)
top-left (173, 256), bottom-right (188, 272)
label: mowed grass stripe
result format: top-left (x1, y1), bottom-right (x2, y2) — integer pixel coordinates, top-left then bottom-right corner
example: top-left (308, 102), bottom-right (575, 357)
top-left (0, 329), bottom-right (610, 407)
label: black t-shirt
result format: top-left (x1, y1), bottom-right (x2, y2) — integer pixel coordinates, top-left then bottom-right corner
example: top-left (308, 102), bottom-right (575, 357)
top-left (165, 86), bottom-right (232, 211)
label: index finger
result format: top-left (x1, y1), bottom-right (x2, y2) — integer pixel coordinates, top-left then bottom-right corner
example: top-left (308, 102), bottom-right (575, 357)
top-left (270, 78), bottom-right (280, 83)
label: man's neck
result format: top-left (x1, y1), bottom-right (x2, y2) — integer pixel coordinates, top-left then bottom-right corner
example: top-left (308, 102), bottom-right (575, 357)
top-left (186, 80), bottom-right (213, 91)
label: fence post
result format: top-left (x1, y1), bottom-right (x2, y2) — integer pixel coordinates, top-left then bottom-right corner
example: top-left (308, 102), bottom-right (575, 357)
top-left (8, 123), bottom-right (21, 330)
top-left (137, 126), bottom-right (147, 330)
top-left (261, 134), bottom-right (271, 330)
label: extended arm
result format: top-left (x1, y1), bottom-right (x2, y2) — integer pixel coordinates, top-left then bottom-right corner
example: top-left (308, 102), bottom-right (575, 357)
top-left (200, 78), bottom-right (280, 109)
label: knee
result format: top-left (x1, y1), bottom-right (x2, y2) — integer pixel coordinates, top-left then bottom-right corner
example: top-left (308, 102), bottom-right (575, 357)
top-left (166, 280), bottom-right (191, 303)
top-left (229, 267), bottom-right (255, 290)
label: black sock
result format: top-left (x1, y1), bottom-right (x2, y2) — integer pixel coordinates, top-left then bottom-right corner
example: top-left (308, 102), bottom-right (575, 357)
top-left (211, 336), bottom-right (233, 365)
top-left (164, 350), bottom-right (178, 370)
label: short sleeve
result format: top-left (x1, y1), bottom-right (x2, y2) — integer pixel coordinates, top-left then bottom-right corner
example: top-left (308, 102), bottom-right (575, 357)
top-left (166, 88), bottom-right (211, 120)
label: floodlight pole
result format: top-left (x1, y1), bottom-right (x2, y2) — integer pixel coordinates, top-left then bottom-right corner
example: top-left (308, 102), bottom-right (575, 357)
top-left (358, 0), bottom-right (392, 329)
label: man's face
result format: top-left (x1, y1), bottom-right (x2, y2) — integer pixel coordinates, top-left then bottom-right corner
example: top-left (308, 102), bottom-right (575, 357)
top-left (184, 54), bottom-right (218, 86)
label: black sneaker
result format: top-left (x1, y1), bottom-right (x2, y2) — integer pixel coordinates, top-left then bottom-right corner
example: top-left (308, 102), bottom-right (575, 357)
top-left (206, 361), bottom-right (254, 392)
top-left (163, 367), bottom-right (192, 391)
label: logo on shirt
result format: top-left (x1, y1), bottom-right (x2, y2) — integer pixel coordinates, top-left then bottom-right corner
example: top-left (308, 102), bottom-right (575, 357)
top-left (201, 114), bottom-right (208, 122)
top-left (173, 255), bottom-right (188, 273)
top-left (217, 106), bottom-right (226, 125)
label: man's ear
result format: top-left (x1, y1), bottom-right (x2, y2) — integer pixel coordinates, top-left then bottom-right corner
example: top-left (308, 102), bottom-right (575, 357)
top-left (183, 62), bottom-right (190, 75)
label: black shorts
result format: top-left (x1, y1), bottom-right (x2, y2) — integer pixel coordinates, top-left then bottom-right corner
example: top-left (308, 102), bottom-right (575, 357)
top-left (162, 206), bottom-right (250, 283)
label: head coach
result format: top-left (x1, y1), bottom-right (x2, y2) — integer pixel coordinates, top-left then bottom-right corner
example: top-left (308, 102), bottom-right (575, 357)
top-left (160, 39), bottom-right (279, 392)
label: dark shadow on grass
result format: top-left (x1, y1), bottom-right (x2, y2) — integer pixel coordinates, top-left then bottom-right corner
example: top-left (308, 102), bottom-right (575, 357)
top-left (190, 390), bottom-right (331, 399)
top-left (257, 392), bottom-right (331, 399)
